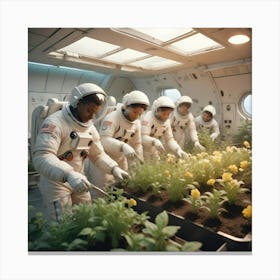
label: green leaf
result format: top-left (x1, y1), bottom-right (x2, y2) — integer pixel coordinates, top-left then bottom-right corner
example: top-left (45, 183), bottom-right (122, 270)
top-left (155, 211), bottom-right (168, 228)
top-left (67, 239), bottom-right (87, 250)
top-left (165, 243), bottom-right (180, 251)
top-left (79, 227), bottom-right (93, 236)
top-left (181, 241), bottom-right (202, 251)
top-left (162, 226), bottom-right (180, 237)
top-left (143, 221), bottom-right (158, 234)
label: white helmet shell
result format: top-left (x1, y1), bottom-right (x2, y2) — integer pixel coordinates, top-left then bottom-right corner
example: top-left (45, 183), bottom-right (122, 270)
top-left (203, 105), bottom-right (216, 116)
top-left (175, 95), bottom-right (193, 106)
top-left (107, 96), bottom-right (117, 106)
top-left (152, 96), bottom-right (175, 112)
top-left (124, 90), bottom-right (150, 107)
top-left (122, 93), bottom-right (130, 104)
top-left (69, 83), bottom-right (107, 108)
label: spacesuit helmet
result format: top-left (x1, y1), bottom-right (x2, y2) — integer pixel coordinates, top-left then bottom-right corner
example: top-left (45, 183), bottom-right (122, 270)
top-left (124, 90), bottom-right (150, 110)
top-left (69, 83), bottom-right (108, 123)
top-left (175, 95), bottom-right (193, 107)
top-left (70, 83), bottom-right (107, 107)
top-left (107, 96), bottom-right (117, 107)
top-left (152, 96), bottom-right (175, 112)
top-left (203, 105), bottom-right (216, 117)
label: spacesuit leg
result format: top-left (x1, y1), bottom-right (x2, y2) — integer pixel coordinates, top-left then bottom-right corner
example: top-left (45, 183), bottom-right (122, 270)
top-left (38, 176), bottom-right (72, 220)
top-left (71, 191), bottom-right (91, 205)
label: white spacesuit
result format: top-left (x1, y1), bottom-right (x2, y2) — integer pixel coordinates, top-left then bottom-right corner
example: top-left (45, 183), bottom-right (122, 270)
top-left (170, 96), bottom-right (205, 151)
top-left (32, 83), bottom-right (128, 220)
top-left (85, 90), bottom-right (149, 188)
top-left (195, 104), bottom-right (220, 141)
top-left (141, 96), bottom-right (188, 161)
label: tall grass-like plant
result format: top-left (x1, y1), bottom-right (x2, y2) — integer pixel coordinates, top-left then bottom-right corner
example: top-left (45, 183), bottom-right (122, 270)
top-left (216, 177), bottom-right (249, 204)
top-left (201, 189), bottom-right (228, 219)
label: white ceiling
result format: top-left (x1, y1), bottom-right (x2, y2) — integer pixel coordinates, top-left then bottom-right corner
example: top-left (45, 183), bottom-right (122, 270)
top-left (28, 28), bottom-right (252, 77)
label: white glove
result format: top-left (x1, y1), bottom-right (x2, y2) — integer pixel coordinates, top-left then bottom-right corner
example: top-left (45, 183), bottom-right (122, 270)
top-left (122, 143), bottom-right (136, 158)
top-left (176, 149), bottom-right (189, 159)
top-left (210, 133), bottom-right (218, 142)
top-left (194, 141), bottom-right (206, 151)
top-left (66, 171), bottom-right (91, 193)
top-left (112, 166), bottom-right (130, 180)
top-left (152, 139), bottom-right (165, 153)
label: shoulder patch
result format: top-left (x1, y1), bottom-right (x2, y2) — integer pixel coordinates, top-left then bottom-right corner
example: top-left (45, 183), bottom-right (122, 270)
top-left (40, 123), bottom-right (56, 133)
top-left (103, 121), bottom-right (112, 126)
top-left (142, 120), bottom-right (148, 126)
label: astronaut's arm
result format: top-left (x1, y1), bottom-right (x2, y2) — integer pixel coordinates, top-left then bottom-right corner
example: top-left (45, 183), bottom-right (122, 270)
top-left (164, 125), bottom-right (181, 153)
top-left (210, 121), bottom-right (220, 141)
top-left (33, 151), bottom-right (73, 182)
top-left (187, 117), bottom-right (199, 143)
top-left (88, 136), bottom-right (118, 174)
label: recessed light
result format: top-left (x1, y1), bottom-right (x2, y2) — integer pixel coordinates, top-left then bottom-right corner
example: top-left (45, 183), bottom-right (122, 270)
top-left (228, 34), bottom-right (250, 45)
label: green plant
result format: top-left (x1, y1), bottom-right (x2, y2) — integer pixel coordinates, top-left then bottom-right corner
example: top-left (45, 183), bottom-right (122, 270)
top-left (28, 195), bottom-right (149, 251)
top-left (183, 188), bottom-right (204, 214)
top-left (233, 118), bottom-right (252, 145)
top-left (139, 211), bottom-right (202, 251)
top-left (201, 189), bottom-right (227, 219)
top-left (29, 199), bottom-right (202, 252)
top-left (217, 177), bottom-right (249, 204)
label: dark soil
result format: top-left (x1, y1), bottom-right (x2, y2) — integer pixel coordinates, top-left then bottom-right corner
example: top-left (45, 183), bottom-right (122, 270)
top-left (123, 185), bottom-right (252, 239)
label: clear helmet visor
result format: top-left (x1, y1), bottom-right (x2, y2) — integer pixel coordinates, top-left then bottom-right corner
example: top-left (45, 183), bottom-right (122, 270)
top-left (92, 94), bottom-right (108, 124)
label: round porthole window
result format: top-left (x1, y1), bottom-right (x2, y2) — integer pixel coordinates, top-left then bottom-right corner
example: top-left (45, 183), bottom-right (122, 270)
top-left (161, 88), bottom-right (181, 103)
top-left (239, 92), bottom-right (252, 118)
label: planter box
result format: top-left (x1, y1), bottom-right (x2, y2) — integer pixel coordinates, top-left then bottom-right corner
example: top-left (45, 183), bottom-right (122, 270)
top-left (124, 193), bottom-right (251, 252)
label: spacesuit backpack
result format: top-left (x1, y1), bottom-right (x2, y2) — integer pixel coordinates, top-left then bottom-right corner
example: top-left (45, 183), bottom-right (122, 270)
top-left (30, 98), bottom-right (67, 159)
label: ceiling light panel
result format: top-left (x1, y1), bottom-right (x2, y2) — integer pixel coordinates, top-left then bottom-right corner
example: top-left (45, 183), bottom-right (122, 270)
top-left (58, 37), bottom-right (120, 58)
top-left (133, 28), bottom-right (193, 42)
top-left (102, 48), bottom-right (149, 64)
top-left (128, 56), bottom-right (182, 70)
top-left (170, 33), bottom-right (224, 55)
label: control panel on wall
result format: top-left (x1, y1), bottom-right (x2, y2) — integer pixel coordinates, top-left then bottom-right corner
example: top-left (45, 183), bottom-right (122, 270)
top-left (222, 103), bottom-right (236, 132)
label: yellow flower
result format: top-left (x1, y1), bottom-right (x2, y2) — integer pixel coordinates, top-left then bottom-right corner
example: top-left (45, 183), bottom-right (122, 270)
top-left (243, 141), bottom-right (251, 148)
top-left (228, 164), bottom-right (238, 174)
top-left (163, 170), bottom-right (171, 177)
top-left (222, 172), bottom-right (233, 182)
top-left (166, 153), bottom-right (175, 163)
top-left (184, 171), bottom-right (193, 179)
top-left (191, 188), bottom-right (200, 199)
top-left (242, 205), bottom-right (252, 218)
top-left (213, 156), bottom-right (221, 164)
top-left (212, 151), bottom-right (221, 156)
top-left (226, 146), bottom-right (233, 152)
top-left (207, 178), bottom-right (216, 186)
top-left (129, 198), bottom-right (137, 207)
top-left (240, 161), bottom-right (249, 169)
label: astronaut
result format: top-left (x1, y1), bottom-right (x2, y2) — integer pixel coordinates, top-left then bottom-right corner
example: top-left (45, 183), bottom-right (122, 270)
top-left (85, 90), bottom-right (149, 188)
top-left (141, 96), bottom-right (188, 161)
top-left (195, 105), bottom-right (220, 141)
top-left (170, 96), bottom-right (205, 151)
top-left (32, 83), bottom-right (129, 220)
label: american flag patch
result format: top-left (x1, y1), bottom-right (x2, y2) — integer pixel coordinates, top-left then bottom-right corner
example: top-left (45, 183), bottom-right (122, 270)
top-left (103, 121), bottom-right (112, 126)
top-left (142, 120), bottom-right (148, 126)
top-left (41, 123), bottom-right (56, 133)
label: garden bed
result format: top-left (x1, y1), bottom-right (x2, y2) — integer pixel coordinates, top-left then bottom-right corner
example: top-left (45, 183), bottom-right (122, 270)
top-left (123, 190), bottom-right (251, 251)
